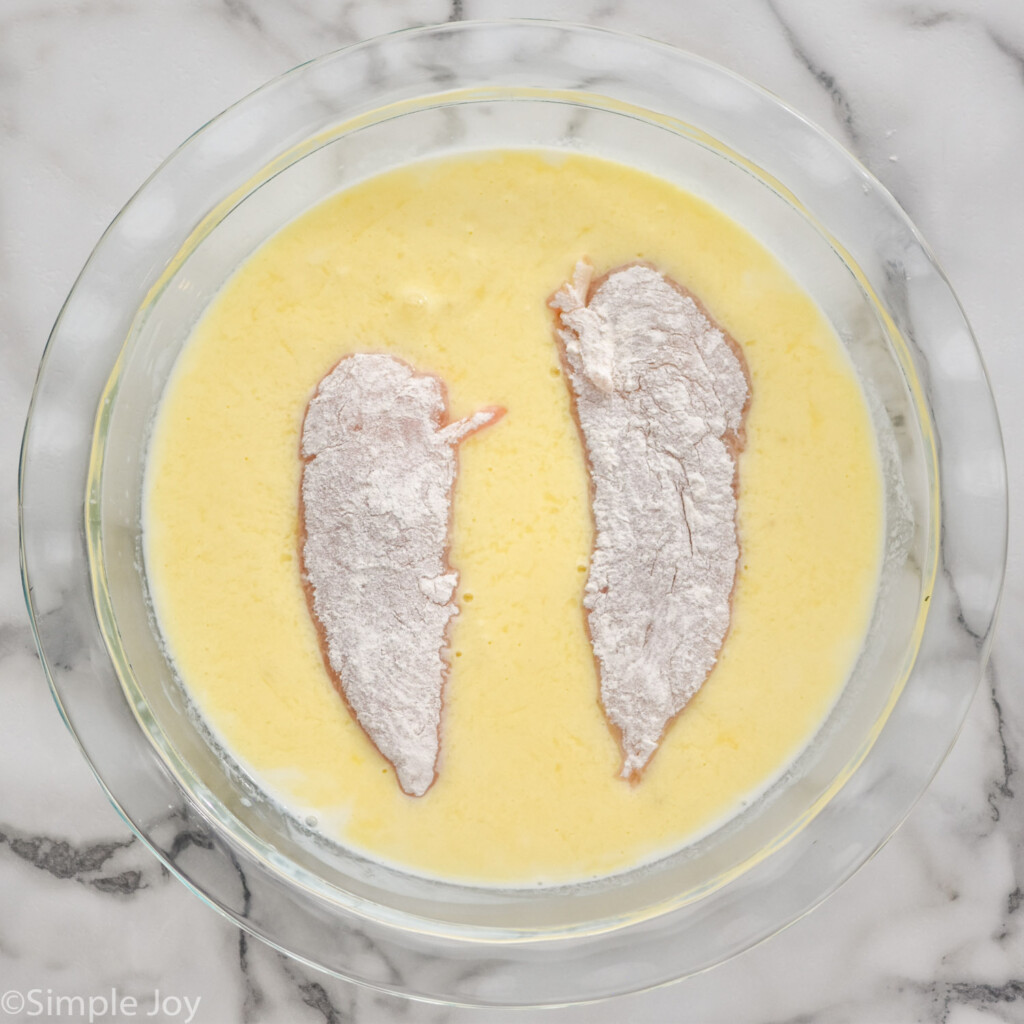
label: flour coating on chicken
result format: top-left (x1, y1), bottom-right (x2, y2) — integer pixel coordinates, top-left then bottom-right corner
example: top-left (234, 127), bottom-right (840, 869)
top-left (300, 354), bottom-right (501, 796)
top-left (551, 263), bottom-right (750, 779)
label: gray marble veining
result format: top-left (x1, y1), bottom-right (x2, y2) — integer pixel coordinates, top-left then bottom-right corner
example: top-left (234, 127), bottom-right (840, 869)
top-left (2, 1), bottom-right (1022, 1022)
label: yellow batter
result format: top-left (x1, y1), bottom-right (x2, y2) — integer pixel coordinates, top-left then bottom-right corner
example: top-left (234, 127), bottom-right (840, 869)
top-left (144, 150), bottom-right (883, 884)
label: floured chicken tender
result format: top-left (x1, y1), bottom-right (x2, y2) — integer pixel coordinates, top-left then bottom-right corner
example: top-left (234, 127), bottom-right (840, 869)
top-left (551, 262), bottom-right (750, 780)
top-left (300, 353), bottom-right (502, 797)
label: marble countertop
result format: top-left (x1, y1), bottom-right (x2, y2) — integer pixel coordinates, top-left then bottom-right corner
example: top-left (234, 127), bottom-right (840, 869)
top-left (2, 1), bottom-right (1021, 1021)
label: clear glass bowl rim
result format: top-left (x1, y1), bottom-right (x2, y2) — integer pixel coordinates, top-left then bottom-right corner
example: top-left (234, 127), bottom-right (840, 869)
top-left (19, 18), bottom-right (1008, 1007)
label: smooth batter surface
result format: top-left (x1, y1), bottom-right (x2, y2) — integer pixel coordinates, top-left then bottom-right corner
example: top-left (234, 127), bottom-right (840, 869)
top-left (144, 150), bottom-right (883, 884)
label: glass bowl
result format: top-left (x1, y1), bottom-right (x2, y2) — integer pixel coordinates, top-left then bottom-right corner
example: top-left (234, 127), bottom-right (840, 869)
top-left (19, 20), bottom-right (1006, 1007)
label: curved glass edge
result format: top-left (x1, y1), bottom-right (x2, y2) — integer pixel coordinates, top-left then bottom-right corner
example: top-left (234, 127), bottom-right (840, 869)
top-left (20, 20), bottom-right (1008, 1006)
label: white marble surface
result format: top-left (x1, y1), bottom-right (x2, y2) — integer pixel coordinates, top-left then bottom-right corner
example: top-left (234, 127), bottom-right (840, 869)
top-left (2, 1), bottom-right (1022, 1021)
